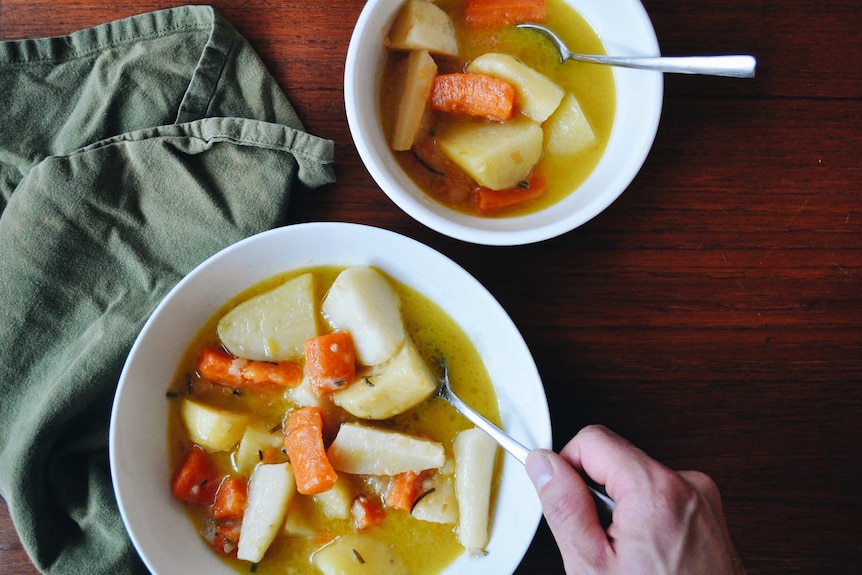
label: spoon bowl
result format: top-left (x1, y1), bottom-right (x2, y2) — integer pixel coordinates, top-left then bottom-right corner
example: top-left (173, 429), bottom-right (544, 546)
top-left (517, 22), bottom-right (756, 78)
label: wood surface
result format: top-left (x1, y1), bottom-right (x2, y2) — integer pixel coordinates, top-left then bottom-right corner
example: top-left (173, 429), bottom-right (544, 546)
top-left (1, 1), bottom-right (860, 573)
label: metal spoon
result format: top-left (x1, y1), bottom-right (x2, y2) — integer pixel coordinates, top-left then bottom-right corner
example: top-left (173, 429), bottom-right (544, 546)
top-left (517, 22), bottom-right (756, 78)
top-left (436, 359), bottom-right (616, 527)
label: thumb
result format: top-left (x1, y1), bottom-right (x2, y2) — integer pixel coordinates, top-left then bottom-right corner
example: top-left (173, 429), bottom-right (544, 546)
top-left (526, 449), bottom-right (611, 571)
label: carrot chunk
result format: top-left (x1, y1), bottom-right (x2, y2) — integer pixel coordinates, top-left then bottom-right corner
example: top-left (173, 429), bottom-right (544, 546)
top-left (430, 73), bottom-right (516, 122)
top-left (476, 171), bottom-right (548, 212)
top-left (283, 407), bottom-right (339, 495)
top-left (304, 332), bottom-right (356, 395)
top-left (352, 494), bottom-right (387, 529)
top-left (464, 0), bottom-right (546, 28)
top-left (212, 476), bottom-right (248, 520)
top-left (385, 471), bottom-right (431, 511)
top-left (171, 445), bottom-right (221, 506)
top-left (197, 346), bottom-right (302, 390)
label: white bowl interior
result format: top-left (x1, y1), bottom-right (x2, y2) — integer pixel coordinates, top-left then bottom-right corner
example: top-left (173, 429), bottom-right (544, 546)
top-left (110, 222), bottom-right (552, 574)
top-left (345, 0), bottom-right (663, 245)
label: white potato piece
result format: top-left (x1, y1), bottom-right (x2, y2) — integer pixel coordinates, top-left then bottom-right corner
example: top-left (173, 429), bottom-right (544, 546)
top-left (438, 115), bottom-right (543, 190)
top-left (181, 399), bottom-right (247, 453)
top-left (237, 463), bottom-right (296, 563)
top-left (386, 0), bottom-right (458, 57)
top-left (231, 423), bottom-right (284, 473)
top-left (410, 470), bottom-right (458, 524)
top-left (283, 497), bottom-right (317, 537)
top-left (311, 474), bottom-right (354, 520)
top-left (391, 49), bottom-right (437, 151)
top-left (453, 427), bottom-right (498, 552)
top-left (327, 422), bottom-right (445, 475)
top-left (322, 267), bottom-right (406, 366)
top-left (467, 52), bottom-right (564, 123)
top-left (331, 337), bottom-right (436, 419)
top-left (544, 92), bottom-right (596, 155)
top-left (217, 273), bottom-right (317, 362)
top-left (313, 533), bottom-right (408, 575)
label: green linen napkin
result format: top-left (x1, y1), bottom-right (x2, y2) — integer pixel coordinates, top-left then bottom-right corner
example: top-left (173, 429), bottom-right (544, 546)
top-left (0, 6), bottom-right (335, 574)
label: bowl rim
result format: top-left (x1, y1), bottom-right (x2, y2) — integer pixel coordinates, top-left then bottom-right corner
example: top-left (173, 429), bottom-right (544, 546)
top-left (109, 222), bottom-right (552, 575)
top-left (344, 0), bottom-right (663, 246)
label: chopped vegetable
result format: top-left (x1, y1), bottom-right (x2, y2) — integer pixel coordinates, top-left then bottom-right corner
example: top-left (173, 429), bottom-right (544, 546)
top-left (386, 0), bottom-right (459, 57)
top-left (477, 171), bottom-right (547, 212)
top-left (312, 533), bottom-right (408, 575)
top-left (464, 0), bottom-right (546, 28)
top-left (430, 73), bottom-right (516, 121)
top-left (326, 422), bottom-right (446, 475)
top-left (197, 346), bottom-right (302, 390)
top-left (181, 398), bottom-right (248, 453)
top-left (283, 407), bottom-right (339, 495)
top-left (212, 475), bottom-right (248, 520)
top-left (209, 519), bottom-right (242, 555)
top-left (543, 92), bottom-right (596, 155)
top-left (453, 428), bottom-right (498, 552)
top-left (171, 445), bottom-right (221, 506)
top-left (304, 331), bottom-right (357, 395)
top-left (351, 494), bottom-right (387, 530)
top-left (385, 470), bottom-right (429, 511)
top-left (390, 50), bottom-right (438, 151)
top-left (237, 463), bottom-right (296, 563)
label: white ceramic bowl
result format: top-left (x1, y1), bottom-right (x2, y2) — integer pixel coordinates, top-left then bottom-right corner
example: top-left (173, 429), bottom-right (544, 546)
top-left (345, 0), bottom-right (662, 246)
top-left (110, 222), bottom-right (552, 575)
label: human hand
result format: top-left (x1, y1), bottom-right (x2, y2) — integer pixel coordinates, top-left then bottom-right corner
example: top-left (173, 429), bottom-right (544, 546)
top-left (526, 425), bottom-right (744, 575)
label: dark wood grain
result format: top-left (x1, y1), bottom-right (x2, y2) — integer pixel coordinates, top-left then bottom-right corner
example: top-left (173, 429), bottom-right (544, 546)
top-left (2, 1), bottom-right (860, 574)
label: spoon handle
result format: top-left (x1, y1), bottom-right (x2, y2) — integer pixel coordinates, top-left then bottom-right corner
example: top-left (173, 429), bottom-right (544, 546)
top-left (567, 53), bottom-right (757, 78)
top-left (441, 389), bottom-right (616, 525)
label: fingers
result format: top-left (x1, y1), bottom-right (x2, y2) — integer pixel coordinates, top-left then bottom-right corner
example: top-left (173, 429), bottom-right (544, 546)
top-left (526, 449), bottom-right (611, 572)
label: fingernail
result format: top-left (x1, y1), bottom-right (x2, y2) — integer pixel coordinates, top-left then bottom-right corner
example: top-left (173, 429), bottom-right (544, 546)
top-left (526, 450), bottom-right (554, 490)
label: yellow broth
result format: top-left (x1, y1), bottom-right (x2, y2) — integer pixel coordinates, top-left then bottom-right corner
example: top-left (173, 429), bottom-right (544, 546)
top-left (167, 266), bottom-right (502, 575)
top-left (380, 0), bottom-right (616, 217)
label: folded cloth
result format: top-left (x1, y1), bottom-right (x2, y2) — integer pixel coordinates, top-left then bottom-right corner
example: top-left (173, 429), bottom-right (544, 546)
top-left (0, 6), bottom-right (335, 574)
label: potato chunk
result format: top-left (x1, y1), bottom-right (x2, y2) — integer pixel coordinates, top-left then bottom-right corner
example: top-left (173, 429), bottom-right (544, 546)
top-left (438, 115), bottom-right (543, 190)
top-left (237, 463), bottom-right (296, 563)
top-left (390, 49), bottom-right (437, 151)
top-left (217, 273), bottom-right (317, 362)
top-left (331, 337), bottom-right (436, 419)
top-left (327, 422), bottom-right (445, 475)
top-left (386, 0), bottom-right (458, 57)
top-left (410, 469), bottom-right (458, 524)
top-left (544, 92), bottom-right (596, 155)
top-left (322, 267), bottom-right (406, 366)
top-left (181, 399), bottom-right (247, 453)
top-left (232, 423), bottom-right (284, 473)
top-left (313, 533), bottom-right (408, 575)
top-left (453, 427), bottom-right (498, 552)
top-left (467, 52), bottom-right (564, 123)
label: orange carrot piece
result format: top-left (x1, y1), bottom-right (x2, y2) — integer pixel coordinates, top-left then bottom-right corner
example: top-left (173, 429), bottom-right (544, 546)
top-left (430, 73), bottom-right (516, 122)
top-left (304, 332), bottom-right (356, 395)
top-left (476, 171), bottom-right (548, 213)
top-left (352, 494), bottom-right (387, 530)
top-left (385, 471), bottom-right (431, 511)
top-left (171, 445), bottom-right (221, 506)
top-left (283, 407), bottom-right (339, 495)
top-left (211, 519), bottom-right (242, 555)
top-left (464, 0), bottom-right (546, 28)
top-left (197, 346), bottom-right (302, 390)
top-left (212, 476), bottom-right (248, 520)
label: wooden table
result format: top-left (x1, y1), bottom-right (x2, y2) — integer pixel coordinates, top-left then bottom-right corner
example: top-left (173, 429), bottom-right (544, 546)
top-left (1, 1), bottom-right (860, 573)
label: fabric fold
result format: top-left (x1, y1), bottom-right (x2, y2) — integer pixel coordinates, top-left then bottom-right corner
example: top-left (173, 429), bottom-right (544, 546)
top-left (0, 5), bottom-right (335, 574)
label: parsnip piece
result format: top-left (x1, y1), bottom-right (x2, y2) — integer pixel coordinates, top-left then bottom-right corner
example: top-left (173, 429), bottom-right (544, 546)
top-left (232, 423), bottom-right (284, 473)
top-left (321, 267), bottom-right (406, 366)
top-left (181, 399), bottom-right (247, 453)
top-left (331, 337), bottom-right (436, 419)
top-left (313, 533), bottom-right (408, 575)
top-left (438, 115), bottom-right (543, 190)
top-left (237, 463), bottom-right (296, 563)
top-left (467, 52), bottom-right (564, 123)
top-left (544, 92), bottom-right (596, 155)
top-left (311, 474), bottom-right (354, 520)
top-left (453, 428), bottom-right (498, 552)
top-left (327, 422), bottom-right (445, 475)
top-left (217, 273), bottom-right (317, 362)
top-left (391, 50), bottom-right (438, 151)
top-left (411, 469), bottom-right (458, 524)
top-left (386, 0), bottom-right (458, 57)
